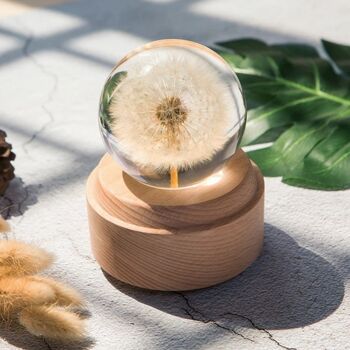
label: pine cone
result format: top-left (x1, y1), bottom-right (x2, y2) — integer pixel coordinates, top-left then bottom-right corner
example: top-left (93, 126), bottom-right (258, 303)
top-left (0, 130), bottom-right (15, 196)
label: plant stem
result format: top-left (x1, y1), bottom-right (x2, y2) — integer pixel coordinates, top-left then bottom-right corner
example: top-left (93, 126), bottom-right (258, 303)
top-left (170, 166), bottom-right (179, 188)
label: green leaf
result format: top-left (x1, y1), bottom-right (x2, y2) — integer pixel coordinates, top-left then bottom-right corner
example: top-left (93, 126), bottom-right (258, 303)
top-left (322, 39), bottom-right (350, 76)
top-left (283, 125), bottom-right (350, 190)
top-left (215, 38), bottom-right (350, 190)
top-left (247, 125), bottom-right (289, 145)
top-left (216, 38), bottom-right (271, 55)
top-left (248, 122), bottom-right (331, 176)
top-left (99, 71), bottom-right (127, 132)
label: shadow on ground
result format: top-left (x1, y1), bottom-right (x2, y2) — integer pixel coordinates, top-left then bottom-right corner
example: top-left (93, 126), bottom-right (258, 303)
top-left (0, 177), bottom-right (39, 219)
top-left (0, 321), bottom-right (95, 350)
top-left (0, 0), bottom-right (311, 69)
top-left (106, 224), bottom-right (344, 331)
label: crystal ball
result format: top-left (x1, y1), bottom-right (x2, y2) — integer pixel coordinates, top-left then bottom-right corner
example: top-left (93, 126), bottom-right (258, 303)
top-left (99, 39), bottom-right (246, 188)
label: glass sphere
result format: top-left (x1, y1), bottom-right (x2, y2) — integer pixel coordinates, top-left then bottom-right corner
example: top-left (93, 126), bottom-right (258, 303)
top-left (99, 39), bottom-right (246, 188)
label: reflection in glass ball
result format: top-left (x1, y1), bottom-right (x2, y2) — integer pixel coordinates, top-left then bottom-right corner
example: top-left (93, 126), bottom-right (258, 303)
top-left (99, 39), bottom-right (246, 189)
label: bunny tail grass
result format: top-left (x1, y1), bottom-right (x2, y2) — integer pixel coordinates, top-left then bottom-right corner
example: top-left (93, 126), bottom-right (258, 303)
top-left (31, 276), bottom-right (84, 308)
top-left (19, 305), bottom-right (86, 341)
top-left (0, 276), bottom-right (56, 320)
top-left (0, 240), bottom-right (53, 277)
top-left (0, 217), bottom-right (10, 233)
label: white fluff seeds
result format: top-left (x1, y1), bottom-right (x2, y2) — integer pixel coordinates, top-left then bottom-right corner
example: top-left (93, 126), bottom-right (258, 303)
top-left (109, 47), bottom-right (234, 172)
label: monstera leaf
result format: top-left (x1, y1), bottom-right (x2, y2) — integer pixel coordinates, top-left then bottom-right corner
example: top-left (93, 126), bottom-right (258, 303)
top-left (215, 38), bottom-right (350, 190)
top-left (99, 71), bottom-right (127, 132)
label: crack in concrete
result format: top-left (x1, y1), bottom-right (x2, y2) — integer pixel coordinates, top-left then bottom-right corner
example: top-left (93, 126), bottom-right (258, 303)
top-left (0, 196), bottom-right (13, 219)
top-left (176, 292), bottom-right (296, 349)
top-left (176, 292), bottom-right (254, 343)
top-left (66, 232), bottom-right (95, 263)
top-left (19, 22), bottom-right (58, 154)
top-left (223, 312), bottom-right (297, 350)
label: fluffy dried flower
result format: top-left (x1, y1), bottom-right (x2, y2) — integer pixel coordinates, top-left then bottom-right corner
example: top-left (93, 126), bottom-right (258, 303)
top-left (32, 276), bottom-right (84, 308)
top-left (0, 240), bottom-right (53, 277)
top-left (0, 276), bottom-right (56, 319)
top-left (0, 239), bottom-right (88, 342)
top-left (19, 305), bottom-right (86, 341)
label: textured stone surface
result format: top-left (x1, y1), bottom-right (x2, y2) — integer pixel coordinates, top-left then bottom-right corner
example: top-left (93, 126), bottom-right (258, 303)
top-left (0, 0), bottom-right (349, 349)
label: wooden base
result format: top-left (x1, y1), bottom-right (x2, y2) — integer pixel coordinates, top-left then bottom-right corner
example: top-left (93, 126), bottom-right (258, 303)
top-left (86, 150), bottom-right (264, 291)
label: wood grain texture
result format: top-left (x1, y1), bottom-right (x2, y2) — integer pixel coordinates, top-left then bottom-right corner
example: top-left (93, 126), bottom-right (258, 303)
top-left (98, 149), bottom-right (251, 207)
top-left (86, 150), bottom-right (264, 291)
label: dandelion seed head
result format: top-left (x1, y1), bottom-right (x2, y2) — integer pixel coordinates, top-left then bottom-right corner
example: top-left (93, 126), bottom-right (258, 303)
top-left (107, 43), bottom-right (244, 173)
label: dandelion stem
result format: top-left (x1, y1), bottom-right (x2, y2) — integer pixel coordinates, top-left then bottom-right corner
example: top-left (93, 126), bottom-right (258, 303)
top-left (170, 166), bottom-right (178, 188)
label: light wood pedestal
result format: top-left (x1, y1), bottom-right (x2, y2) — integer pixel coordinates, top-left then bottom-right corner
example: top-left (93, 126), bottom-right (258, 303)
top-left (86, 149), bottom-right (264, 291)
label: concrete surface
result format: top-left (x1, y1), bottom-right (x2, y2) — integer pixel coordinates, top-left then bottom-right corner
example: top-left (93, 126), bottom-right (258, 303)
top-left (0, 0), bottom-right (349, 349)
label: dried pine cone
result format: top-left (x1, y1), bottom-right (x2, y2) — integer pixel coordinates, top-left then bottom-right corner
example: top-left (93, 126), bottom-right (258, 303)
top-left (0, 130), bottom-right (15, 195)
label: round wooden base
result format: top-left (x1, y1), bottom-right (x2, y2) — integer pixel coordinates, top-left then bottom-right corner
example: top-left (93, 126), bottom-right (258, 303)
top-left (86, 150), bottom-right (264, 291)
